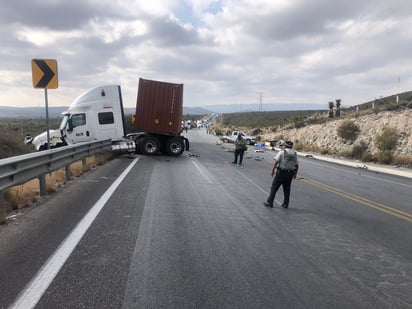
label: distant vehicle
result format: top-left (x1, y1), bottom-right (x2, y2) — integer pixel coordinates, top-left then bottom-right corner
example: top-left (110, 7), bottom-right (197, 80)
top-left (220, 130), bottom-right (256, 145)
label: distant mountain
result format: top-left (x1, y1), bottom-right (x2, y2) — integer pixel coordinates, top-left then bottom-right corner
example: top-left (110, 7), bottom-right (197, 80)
top-left (0, 103), bottom-right (323, 119)
top-left (199, 103), bottom-right (326, 113)
top-left (0, 106), bottom-right (68, 118)
top-left (2, 90), bottom-right (410, 118)
top-left (0, 106), bottom-right (215, 118)
top-left (183, 106), bottom-right (213, 115)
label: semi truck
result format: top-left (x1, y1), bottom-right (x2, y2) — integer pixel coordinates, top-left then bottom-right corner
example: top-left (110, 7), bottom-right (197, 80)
top-left (25, 78), bottom-right (189, 157)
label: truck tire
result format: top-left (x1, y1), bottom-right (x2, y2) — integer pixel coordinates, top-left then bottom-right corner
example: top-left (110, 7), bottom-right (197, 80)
top-left (165, 137), bottom-right (184, 156)
top-left (184, 137), bottom-right (190, 151)
top-left (140, 136), bottom-right (160, 155)
top-left (246, 139), bottom-right (251, 145)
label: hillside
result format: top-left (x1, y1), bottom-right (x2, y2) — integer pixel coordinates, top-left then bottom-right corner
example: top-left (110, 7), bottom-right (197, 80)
top-left (261, 109), bottom-right (411, 157)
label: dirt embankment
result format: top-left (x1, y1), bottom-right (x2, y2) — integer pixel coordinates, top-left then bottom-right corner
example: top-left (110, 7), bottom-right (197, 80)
top-left (261, 109), bottom-right (412, 156)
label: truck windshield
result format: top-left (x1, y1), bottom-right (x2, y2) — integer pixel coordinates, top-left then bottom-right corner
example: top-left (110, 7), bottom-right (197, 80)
top-left (59, 115), bottom-right (69, 130)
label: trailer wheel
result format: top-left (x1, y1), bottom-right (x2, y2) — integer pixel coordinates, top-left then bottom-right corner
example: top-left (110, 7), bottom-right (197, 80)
top-left (140, 136), bottom-right (160, 155)
top-left (166, 137), bottom-right (184, 156)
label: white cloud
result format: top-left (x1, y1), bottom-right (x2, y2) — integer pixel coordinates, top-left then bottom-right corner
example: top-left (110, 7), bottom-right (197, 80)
top-left (1, 0), bottom-right (412, 110)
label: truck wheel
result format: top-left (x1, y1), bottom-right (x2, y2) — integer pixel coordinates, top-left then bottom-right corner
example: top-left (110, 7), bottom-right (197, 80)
top-left (140, 136), bottom-right (160, 155)
top-left (184, 137), bottom-right (190, 151)
top-left (246, 139), bottom-right (251, 145)
top-left (166, 137), bottom-right (184, 156)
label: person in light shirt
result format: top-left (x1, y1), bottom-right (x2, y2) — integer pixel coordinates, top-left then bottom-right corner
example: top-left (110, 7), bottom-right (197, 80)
top-left (264, 140), bottom-right (299, 208)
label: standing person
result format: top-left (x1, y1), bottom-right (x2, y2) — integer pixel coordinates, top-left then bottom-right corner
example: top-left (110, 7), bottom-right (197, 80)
top-left (264, 140), bottom-right (298, 208)
top-left (232, 134), bottom-right (247, 166)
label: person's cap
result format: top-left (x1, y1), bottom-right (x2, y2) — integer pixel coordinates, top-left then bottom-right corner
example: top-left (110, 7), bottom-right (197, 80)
top-left (285, 141), bottom-right (293, 148)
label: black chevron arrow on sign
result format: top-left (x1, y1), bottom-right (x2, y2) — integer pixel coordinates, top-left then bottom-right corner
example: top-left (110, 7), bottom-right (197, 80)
top-left (34, 59), bottom-right (55, 88)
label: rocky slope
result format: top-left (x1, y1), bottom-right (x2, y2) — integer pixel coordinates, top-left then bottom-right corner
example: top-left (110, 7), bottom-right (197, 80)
top-left (262, 109), bottom-right (412, 156)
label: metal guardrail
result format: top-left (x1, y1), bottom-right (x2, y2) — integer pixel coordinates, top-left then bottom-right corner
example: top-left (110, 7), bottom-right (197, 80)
top-left (0, 140), bottom-right (112, 215)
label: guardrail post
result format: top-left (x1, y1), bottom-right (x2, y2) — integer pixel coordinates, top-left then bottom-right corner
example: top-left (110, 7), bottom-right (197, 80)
top-left (94, 153), bottom-right (103, 166)
top-left (39, 175), bottom-right (47, 196)
top-left (65, 165), bottom-right (72, 181)
top-left (0, 190), bottom-right (4, 219)
top-left (82, 158), bottom-right (87, 172)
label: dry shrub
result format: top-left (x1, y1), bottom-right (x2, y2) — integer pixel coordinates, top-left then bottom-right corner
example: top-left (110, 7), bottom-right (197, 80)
top-left (46, 168), bottom-right (67, 193)
top-left (392, 154), bottom-right (412, 168)
top-left (377, 150), bottom-right (394, 164)
top-left (337, 119), bottom-right (359, 141)
top-left (70, 161), bottom-right (85, 177)
top-left (4, 179), bottom-right (40, 212)
top-left (375, 126), bottom-right (398, 151)
top-left (299, 143), bottom-right (323, 153)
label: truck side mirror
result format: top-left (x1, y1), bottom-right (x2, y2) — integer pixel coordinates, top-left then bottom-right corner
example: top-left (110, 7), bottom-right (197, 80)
top-left (67, 119), bottom-right (73, 132)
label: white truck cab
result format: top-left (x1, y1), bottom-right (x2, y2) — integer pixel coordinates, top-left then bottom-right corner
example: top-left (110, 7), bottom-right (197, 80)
top-left (27, 85), bottom-right (127, 151)
top-left (61, 85), bottom-right (125, 144)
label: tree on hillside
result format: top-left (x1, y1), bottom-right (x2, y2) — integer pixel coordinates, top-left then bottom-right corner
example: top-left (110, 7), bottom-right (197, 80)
top-left (328, 101), bottom-right (334, 118)
top-left (335, 99), bottom-right (341, 117)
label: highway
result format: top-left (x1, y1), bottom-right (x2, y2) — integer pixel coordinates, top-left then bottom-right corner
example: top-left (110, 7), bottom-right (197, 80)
top-left (1, 128), bottom-right (411, 308)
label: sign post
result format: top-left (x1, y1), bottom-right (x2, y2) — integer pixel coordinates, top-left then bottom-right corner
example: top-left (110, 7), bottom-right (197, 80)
top-left (31, 59), bottom-right (58, 149)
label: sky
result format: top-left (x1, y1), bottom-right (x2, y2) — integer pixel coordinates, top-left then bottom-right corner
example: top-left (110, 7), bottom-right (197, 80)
top-left (1, 0), bottom-right (411, 110)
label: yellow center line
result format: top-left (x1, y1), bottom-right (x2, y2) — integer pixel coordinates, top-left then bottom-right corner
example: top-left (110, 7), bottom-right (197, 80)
top-left (301, 177), bottom-right (412, 223)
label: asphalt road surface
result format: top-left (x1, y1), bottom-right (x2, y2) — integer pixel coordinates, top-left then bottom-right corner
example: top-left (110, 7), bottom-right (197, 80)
top-left (1, 128), bottom-right (411, 308)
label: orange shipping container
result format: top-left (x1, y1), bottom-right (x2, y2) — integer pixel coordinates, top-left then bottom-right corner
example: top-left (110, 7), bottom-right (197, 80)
top-left (134, 78), bottom-right (184, 136)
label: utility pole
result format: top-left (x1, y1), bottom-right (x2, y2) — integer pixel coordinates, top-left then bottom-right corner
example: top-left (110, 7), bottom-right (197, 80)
top-left (257, 92), bottom-right (263, 128)
top-left (396, 76), bottom-right (400, 104)
top-left (257, 92), bottom-right (263, 112)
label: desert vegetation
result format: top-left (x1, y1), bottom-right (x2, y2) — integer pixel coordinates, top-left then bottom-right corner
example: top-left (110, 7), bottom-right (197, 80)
top-left (0, 117), bottom-right (62, 158)
top-left (210, 94), bottom-right (412, 168)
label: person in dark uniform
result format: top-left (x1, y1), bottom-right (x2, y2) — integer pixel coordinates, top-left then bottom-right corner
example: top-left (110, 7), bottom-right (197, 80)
top-left (264, 140), bottom-right (298, 208)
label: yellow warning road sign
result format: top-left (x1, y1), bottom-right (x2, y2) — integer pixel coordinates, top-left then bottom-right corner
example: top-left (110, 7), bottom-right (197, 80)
top-left (31, 59), bottom-right (58, 89)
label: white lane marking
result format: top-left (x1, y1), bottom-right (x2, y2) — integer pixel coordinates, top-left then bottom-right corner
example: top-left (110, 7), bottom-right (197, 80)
top-left (191, 161), bottom-right (215, 184)
top-left (232, 168), bottom-right (284, 206)
top-left (9, 158), bottom-right (139, 309)
top-left (233, 168), bottom-right (268, 194)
